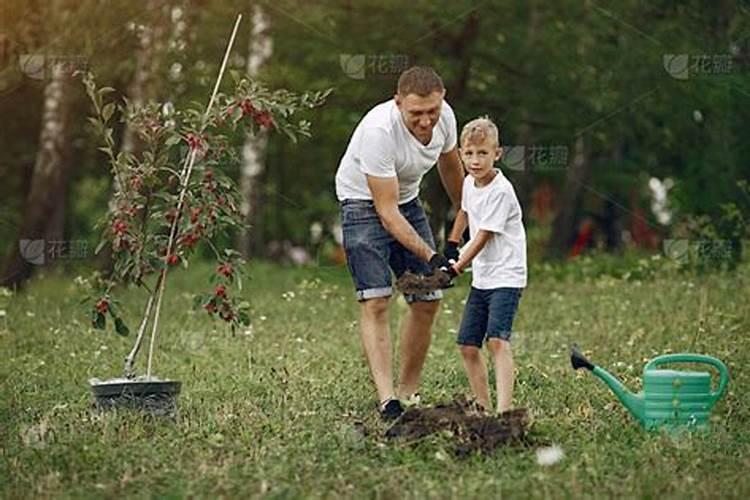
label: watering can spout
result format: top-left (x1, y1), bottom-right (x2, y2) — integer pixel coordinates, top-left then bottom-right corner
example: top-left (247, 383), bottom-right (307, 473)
top-left (571, 345), bottom-right (644, 420)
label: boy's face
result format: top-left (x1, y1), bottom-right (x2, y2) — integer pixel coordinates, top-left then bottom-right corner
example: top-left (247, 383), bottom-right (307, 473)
top-left (460, 138), bottom-right (502, 185)
top-left (394, 90), bottom-right (444, 144)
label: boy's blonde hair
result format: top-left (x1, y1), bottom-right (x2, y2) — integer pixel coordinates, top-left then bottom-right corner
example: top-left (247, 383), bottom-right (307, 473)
top-left (460, 116), bottom-right (500, 147)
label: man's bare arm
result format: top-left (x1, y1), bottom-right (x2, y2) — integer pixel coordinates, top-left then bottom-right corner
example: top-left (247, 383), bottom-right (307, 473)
top-left (453, 230), bottom-right (493, 273)
top-left (437, 147), bottom-right (464, 210)
top-left (367, 175), bottom-right (435, 262)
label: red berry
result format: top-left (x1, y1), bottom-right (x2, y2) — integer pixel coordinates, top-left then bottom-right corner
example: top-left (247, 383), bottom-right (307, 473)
top-left (95, 298), bottom-right (109, 314)
top-left (254, 110), bottom-right (274, 129)
top-left (217, 263), bottom-right (233, 277)
top-left (112, 220), bottom-right (128, 236)
top-left (204, 302), bottom-right (217, 313)
top-left (186, 133), bottom-right (203, 151)
top-left (167, 254), bottom-right (179, 266)
top-left (214, 285), bottom-right (227, 298)
top-left (240, 99), bottom-right (256, 117)
top-left (190, 207), bottom-right (201, 223)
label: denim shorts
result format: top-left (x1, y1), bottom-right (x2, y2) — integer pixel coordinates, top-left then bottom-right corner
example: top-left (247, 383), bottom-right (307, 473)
top-left (340, 198), bottom-right (443, 303)
top-left (457, 287), bottom-right (523, 347)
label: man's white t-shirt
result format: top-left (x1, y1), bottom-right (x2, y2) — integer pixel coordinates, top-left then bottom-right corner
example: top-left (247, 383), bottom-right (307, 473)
top-left (462, 170), bottom-right (527, 289)
top-left (335, 99), bottom-right (457, 204)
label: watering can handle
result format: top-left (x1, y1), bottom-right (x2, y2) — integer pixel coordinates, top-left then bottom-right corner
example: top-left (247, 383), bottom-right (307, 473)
top-left (645, 354), bottom-right (730, 405)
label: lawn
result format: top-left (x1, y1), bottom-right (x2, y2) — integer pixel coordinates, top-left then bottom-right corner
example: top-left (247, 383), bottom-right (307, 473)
top-left (1, 258), bottom-right (749, 499)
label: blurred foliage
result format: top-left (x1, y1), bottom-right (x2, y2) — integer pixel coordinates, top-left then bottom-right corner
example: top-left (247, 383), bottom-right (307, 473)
top-left (1, 0), bottom-right (748, 265)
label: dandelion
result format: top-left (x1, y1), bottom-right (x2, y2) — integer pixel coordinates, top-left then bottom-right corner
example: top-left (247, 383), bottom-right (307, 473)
top-left (536, 445), bottom-right (564, 466)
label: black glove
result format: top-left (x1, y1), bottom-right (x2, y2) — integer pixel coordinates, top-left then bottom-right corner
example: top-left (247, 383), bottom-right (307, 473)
top-left (428, 253), bottom-right (451, 272)
top-left (443, 240), bottom-right (460, 263)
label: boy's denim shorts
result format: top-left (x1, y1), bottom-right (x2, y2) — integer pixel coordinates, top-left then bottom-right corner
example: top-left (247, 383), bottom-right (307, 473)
top-left (457, 287), bottom-right (523, 347)
top-left (340, 198), bottom-right (443, 303)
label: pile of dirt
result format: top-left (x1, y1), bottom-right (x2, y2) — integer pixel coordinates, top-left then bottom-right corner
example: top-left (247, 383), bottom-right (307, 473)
top-left (395, 270), bottom-right (453, 295)
top-left (385, 397), bottom-right (532, 457)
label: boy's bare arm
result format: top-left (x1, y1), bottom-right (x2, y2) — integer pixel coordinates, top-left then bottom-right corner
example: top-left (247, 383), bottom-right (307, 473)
top-left (448, 209), bottom-right (468, 244)
top-left (367, 174), bottom-right (435, 262)
top-left (453, 230), bottom-right (494, 273)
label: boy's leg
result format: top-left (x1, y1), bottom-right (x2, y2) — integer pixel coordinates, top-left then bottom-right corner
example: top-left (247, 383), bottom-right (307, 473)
top-left (459, 345), bottom-right (491, 411)
top-left (456, 288), bottom-right (491, 410)
top-left (485, 288), bottom-right (523, 413)
top-left (397, 299), bottom-right (439, 399)
top-left (487, 339), bottom-right (514, 413)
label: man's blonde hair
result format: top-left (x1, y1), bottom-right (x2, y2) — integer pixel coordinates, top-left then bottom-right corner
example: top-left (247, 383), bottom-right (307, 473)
top-left (460, 116), bottom-right (500, 147)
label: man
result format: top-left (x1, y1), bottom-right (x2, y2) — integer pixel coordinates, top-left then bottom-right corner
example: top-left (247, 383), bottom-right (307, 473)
top-left (335, 66), bottom-right (464, 420)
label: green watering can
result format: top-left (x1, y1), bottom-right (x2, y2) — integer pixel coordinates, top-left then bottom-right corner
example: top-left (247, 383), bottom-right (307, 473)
top-left (571, 346), bottom-right (729, 430)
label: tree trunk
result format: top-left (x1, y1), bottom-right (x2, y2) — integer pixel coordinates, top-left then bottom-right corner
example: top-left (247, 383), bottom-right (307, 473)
top-left (513, 0), bottom-right (540, 213)
top-left (546, 135), bottom-right (589, 259)
top-left (1, 62), bottom-right (76, 287)
top-left (423, 11), bottom-right (479, 246)
top-left (237, 4), bottom-right (272, 259)
top-left (100, 2), bottom-right (169, 273)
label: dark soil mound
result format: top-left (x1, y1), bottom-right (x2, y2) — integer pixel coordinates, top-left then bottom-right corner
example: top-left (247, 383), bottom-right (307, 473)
top-left (395, 270), bottom-right (453, 295)
top-left (385, 397), bottom-right (532, 457)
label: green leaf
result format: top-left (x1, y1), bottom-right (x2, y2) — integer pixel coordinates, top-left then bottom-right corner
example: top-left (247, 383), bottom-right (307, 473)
top-left (238, 312), bottom-right (250, 326)
top-left (114, 317), bottom-right (129, 336)
top-left (192, 294), bottom-right (205, 309)
top-left (94, 239), bottom-right (108, 255)
top-left (101, 102), bottom-right (115, 121)
top-left (94, 311), bottom-right (106, 330)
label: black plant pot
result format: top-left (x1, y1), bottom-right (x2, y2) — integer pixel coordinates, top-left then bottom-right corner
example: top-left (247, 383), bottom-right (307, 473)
top-left (90, 378), bottom-right (182, 417)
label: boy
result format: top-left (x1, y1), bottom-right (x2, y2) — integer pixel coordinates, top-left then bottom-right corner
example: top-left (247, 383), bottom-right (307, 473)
top-left (444, 117), bottom-right (527, 414)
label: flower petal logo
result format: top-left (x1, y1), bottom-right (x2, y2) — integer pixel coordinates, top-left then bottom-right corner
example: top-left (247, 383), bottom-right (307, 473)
top-left (663, 54), bottom-right (689, 80)
top-left (19, 54), bottom-right (46, 80)
top-left (340, 54), bottom-right (366, 80)
top-left (501, 145), bottom-right (526, 172)
top-left (663, 238), bottom-right (690, 264)
top-left (19, 239), bottom-right (46, 265)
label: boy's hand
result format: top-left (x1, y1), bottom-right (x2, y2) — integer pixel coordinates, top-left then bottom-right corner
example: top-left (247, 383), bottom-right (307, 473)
top-left (443, 240), bottom-right (460, 263)
top-left (446, 264), bottom-right (460, 279)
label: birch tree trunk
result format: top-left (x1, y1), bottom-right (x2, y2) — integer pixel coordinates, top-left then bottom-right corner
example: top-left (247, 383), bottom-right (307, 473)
top-left (237, 4), bottom-right (272, 259)
top-left (1, 61), bottom-right (76, 287)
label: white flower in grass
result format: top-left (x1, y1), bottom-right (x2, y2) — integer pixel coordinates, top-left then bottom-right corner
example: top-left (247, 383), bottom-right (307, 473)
top-left (536, 444), bottom-right (564, 466)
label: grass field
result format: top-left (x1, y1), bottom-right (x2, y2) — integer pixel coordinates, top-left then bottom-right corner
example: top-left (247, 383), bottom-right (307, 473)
top-left (1, 257), bottom-right (749, 499)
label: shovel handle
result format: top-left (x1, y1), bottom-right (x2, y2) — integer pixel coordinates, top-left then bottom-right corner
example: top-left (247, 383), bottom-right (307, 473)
top-left (645, 354), bottom-right (730, 405)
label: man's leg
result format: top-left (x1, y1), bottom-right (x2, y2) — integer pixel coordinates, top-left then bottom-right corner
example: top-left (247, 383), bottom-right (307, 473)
top-left (359, 297), bottom-right (395, 404)
top-left (488, 338), bottom-right (514, 413)
top-left (459, 345), bottom-right (491, 411)
top-left (397, 299), bottom-right (440, 398)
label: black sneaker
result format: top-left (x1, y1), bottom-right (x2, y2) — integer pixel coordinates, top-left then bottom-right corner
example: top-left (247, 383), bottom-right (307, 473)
top-left (379, 399), bottom-right (404, 421)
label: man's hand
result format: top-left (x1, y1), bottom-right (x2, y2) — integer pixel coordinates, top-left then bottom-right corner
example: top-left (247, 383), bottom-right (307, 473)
top-left (443, 240), bottom-right (460, 263)
top-left (429, 253), bottom-right (451, 272)
top-left (428, 253), bottom-right (458, 286)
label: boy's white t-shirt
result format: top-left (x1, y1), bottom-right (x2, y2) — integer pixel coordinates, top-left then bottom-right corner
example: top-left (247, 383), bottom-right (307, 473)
top-left (462, 170), bottom-right (527, 289)
top-left (335, 99), bottom-right (457, 204)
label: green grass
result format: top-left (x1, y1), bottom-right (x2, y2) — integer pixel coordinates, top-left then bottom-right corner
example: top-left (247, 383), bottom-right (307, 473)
top-left (1, 259), bottom-right (749, 499)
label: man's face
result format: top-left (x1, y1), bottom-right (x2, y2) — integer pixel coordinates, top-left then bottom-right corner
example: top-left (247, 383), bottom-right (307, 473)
top-left (395, 90), bottom-right (444, 144)
top-left (460, 138), bottom-right (502, 185)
